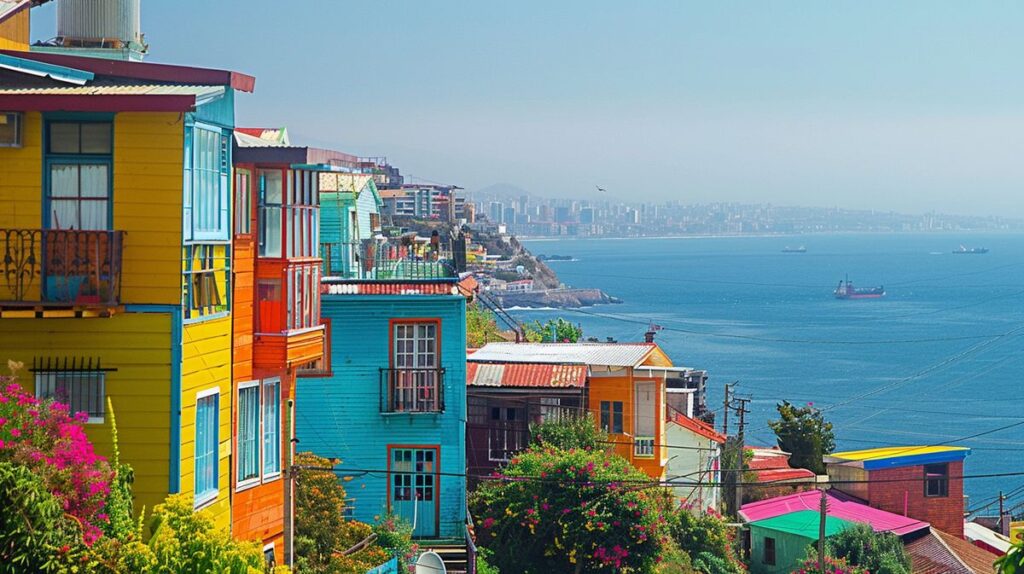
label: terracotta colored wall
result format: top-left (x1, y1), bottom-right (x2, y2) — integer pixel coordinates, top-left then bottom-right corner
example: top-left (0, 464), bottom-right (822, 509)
top-left (867, 461), bottom-right (964, 537)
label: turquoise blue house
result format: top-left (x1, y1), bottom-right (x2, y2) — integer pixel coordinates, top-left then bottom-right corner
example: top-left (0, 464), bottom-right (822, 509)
top-left (319, 173), bottom-right (383, 279)
top-left (296, 258), bottom-right (468, 541)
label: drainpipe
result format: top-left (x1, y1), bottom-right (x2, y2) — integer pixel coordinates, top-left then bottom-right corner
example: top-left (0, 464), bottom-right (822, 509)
top-left (285, 398), bottom-right (296, 567)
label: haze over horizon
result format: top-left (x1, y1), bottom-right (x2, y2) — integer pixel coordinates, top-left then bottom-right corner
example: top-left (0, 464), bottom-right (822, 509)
top-left (30, 1), bottom-right (1024, 218)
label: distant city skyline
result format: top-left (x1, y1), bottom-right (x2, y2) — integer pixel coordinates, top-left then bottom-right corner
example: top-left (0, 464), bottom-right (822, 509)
top-left (29, 1), bottom-right (1024, 217)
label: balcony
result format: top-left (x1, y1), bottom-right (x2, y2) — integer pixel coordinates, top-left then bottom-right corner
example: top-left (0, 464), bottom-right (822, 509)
top-left (0, 229), bottom-right (124, 308)
top-left (379, 367), bottom-right (445, 413)
top-left (321, 241), bottom-right (457, 280)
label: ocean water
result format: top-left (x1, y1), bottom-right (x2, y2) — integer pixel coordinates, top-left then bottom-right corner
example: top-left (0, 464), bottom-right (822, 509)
top-left (518, 233), bottom-right (1024, 506)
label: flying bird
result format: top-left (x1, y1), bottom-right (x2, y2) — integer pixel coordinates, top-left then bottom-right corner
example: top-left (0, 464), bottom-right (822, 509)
top-left (596, 185), bottom-right (607, 193)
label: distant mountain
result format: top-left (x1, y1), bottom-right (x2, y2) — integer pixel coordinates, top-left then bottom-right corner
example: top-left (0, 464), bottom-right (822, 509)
top-left (472, 183), bottom-right (534, 200)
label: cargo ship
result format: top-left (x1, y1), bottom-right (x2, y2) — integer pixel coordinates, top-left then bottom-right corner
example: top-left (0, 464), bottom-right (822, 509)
top-left (953, 245), bottom-right (988, 254)
top-left (834, 277), bottom-right (884, 299)
top-left (782, 246), bottom-right (807, 253)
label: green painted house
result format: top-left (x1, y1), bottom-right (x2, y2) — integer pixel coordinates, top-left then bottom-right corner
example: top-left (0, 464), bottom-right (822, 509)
top-left (749, 511), bottom-right (856, 574)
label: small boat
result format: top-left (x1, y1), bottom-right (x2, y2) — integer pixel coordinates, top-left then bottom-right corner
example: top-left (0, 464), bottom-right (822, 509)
top-left (952, 245), bottom-right (988, 254)
top-left (782, 246), bottom-right (807, 253)
top-left (835, 277), bottom-right (884, 300)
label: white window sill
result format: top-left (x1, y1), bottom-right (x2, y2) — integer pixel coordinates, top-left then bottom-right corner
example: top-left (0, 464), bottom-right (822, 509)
top-left (193, 490), bottom-right (218, 510)
top-left (262, 471), bottom-right (281, 482)
top-left (235, 478), bottom-right (261, 493)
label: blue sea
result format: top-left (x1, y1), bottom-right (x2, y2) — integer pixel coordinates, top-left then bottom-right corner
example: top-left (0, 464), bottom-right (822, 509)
top-left (518, 233), bottom-right (1024, 507)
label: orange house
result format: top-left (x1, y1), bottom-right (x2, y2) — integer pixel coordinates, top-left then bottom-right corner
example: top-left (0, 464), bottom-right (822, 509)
top-left (467, 342), bottom-right (682, 480)
top-left (230, 133), bottom-right (362, 564)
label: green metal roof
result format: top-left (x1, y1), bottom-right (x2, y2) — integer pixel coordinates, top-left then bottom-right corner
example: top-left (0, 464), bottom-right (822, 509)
top-left (750, 510), bottom-right (856, 539)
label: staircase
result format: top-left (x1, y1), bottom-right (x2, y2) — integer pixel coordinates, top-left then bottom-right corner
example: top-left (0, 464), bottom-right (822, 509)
top-left (422, 542), bottom-right (469, 573)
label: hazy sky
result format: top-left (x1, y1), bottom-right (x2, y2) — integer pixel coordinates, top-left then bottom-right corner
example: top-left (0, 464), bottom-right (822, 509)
top-left (31, 2), bottom-right (1024, 216)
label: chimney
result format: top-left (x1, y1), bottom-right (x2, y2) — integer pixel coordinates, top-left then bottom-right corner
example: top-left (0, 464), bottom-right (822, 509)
top-left (644, 330), bottom-right (656, 343)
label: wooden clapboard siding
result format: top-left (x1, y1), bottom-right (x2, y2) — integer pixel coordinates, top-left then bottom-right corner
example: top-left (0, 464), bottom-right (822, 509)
top-left (0, 312), bottom-right (173, 515)
top-left (296, 294), bottom-right (468, 538)
top-left (0, 111), bottom-right (43, 228)
top-left (0, 9), bottom-right (30, 51)
top-left (589, 368), bottom-right (669, 480)
top-left (181, 315), bottom-right (233, 528)
top-left (232, 238), bottom-right (255, 382)
top-left (113, 112), bottom-right (185, 306)
top-left (253, 326), bottom-right (324, 370)
top-left (232, 479), bottom-right (285, 545)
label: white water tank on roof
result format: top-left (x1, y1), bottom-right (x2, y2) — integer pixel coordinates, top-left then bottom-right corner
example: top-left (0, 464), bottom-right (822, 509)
top-left (57, 0), bottom-right (142, 45)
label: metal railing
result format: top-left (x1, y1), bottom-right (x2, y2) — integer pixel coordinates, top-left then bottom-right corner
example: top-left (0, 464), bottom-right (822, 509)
top-left (321, 240), bottom-right (457, 280)
top-left (0, 229), bottom-right (125, 306)
top-left (379, 367), bottom-right (446, 413)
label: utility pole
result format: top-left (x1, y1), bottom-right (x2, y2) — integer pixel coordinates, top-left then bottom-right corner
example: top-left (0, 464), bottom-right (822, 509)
top-left (999, 491), bottom-right (1007, 535)
top-left (733, 396), bottom-right (750, 514)
top-left (723, 383), bottom-right (732, 436)
top-left (818, 488), bottom-right (827, 574)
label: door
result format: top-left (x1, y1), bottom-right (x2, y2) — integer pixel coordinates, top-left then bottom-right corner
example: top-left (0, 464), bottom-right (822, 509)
top-left (390, 447), bottom-right (438, 538)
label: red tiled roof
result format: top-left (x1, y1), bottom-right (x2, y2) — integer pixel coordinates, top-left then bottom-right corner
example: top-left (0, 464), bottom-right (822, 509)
top-left (668, 413), bottom-right (726, 443)
top-left (907, 528), bottom-right (1000, 574)
top-left (466, 362), bottom-right (587, 388)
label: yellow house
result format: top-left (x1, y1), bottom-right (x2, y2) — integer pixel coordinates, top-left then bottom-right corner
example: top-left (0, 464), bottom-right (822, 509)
top-left (0, 49), bottom-right (254, 529)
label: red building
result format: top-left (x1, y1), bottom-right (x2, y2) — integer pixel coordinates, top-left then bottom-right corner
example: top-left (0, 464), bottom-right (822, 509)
top-left (826, 446), bottom-right (970, 538)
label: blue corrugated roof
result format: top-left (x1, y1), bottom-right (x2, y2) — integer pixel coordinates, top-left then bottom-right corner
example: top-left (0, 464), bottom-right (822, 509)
top-left (0, 52), bottom-right (94, 85)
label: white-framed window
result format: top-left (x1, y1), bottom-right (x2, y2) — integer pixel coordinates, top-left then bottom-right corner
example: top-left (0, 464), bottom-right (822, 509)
top-left (234, 168), bottom-right (252, 235)
top-left (389, 322), bottom-right (441, 412)
top-left (184, 123), bottom-right (230, 241)
top-left (236, 382), bottom-right (260, 486)
top-left (262, 378), bottom-right (281, 477)
top-left (634, 381), bottom-right (656, 457)
top-left (34, 370), bottom-right (105, 424)
top-left (258, 169), bottom-right (283, 257)
top-left (194, 388), bottom-right (220, 507)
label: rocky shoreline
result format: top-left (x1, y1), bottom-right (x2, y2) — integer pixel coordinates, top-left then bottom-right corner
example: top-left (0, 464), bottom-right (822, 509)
top-left (490, 288), bottom-right (622, 309)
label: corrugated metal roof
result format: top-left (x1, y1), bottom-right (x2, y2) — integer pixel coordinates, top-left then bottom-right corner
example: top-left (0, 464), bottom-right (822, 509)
top-left (750, 510), bottom-right (855, 539)
top-left (963, 522), bottom-right (1013, 554)
top-left (320, 281), bottom-right (458, 296)
top-left (668, 413), bottom-right (726, 443)
top-left (0, 83), bottom-right (224, 98)
top-left (0, 0), bottom-right (30, 24)
top-left (466, 362), bottom-right (587, 388)
top-left (740, 490), bottom-right (930, 536)
top-left (907, 528), bottom-right (1000, 574)
top-left (468, 342), bottom-right (656, 367)
top-left (234, 130), bottom-right (287, 148)
top-left (827, 445), bottom-right (971, 471)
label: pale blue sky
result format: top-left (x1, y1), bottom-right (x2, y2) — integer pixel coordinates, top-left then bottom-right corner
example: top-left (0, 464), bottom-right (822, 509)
top-left (31, 2), bottom-right (1024, 216)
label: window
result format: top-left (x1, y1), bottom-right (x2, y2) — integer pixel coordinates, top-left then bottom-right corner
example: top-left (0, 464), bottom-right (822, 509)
top-left (236, 383), bottom-right (260, 485)
top-left (924, 463), bottom-right (949, 497)
top-left (34, 370), bottom-right (105, 423)
top-left (194, 391), bottom-right (219, 506)
top-left (263, 545), bottom-right (276, 569)
top-left (183, 244), bottom-right (230, 320)
top-left (185, 124), bottom-right (229, 241)
top-left (389, 322), bottom-right (441, 412)
top-left (599, 400), bottom-right (623, 434)
top-left (763, 537), bottom-right (776, 565)
top-left (286, 170), bottom-right (318, 258)
top-left (634, 382), bottom-right (655, 457)
top-left (256, 278), bottom-right (283, 333)
top-left (258, 169), bottom-right (283, 257)
top-left (262, 379), bottom-right (281, 477)
top-left (488, 406), bottom-right (524, 462)
top-left (287, 264), bottom-right (320, 330)
top-left (0, 112), bottom-right (22, 147)
top-left (45, 121), bottom-right (112, 230)
top-left (234, 169), bottom-right (252, 235)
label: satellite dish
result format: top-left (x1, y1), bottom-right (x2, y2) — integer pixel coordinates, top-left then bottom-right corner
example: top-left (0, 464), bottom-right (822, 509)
top-left (415, 551), bottom-right (446, 574)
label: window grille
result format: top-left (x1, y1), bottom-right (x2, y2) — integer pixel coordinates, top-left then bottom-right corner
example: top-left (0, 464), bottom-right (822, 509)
top-left (31, 356), bottom-right (113, 423)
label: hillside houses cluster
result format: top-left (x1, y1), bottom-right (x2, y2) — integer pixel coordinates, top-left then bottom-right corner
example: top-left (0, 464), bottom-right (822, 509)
top-left (0, 4), bottom-right (1016, 574)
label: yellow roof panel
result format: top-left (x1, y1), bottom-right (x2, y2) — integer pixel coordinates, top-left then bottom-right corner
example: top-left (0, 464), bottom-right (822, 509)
top-left (830, 445), bottom-right (969, 462)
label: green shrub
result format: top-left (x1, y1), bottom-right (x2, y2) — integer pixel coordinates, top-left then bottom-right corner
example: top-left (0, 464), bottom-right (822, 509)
top-left (530, 413), bottom-right (607, 451)
top-left (826, 523), bottom-right (911, 574)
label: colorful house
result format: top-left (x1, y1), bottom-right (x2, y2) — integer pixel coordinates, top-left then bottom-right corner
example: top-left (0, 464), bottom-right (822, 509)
top-left (231, 134), bottom-right (346, 563)
top-left (296, 241), bottom-right (470, 562)
top-left (319, 172), bottom-right (383, 279)
top-left (0, 49), bottom-right (254, 530)
top-left (826, 445), bottom-right (971, 537)
top-left (467, 341), bottom-right (683, 479)
top-left (465, 361), bottom-right (587, 481)
top-left (740, 489), bottom-right (931, 574)
top-left (665, 410), bottom-right (725, 512)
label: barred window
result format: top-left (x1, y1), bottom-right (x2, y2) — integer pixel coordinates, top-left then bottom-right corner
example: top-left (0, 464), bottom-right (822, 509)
top-left (32, 357), bottom-right (108, 423)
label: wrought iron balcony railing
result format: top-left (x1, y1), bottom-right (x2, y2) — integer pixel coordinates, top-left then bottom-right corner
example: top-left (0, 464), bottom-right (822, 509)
top-left (0, 229), bottom-right (125, 307)
top-left (321, 241), bottom-right (457, 280)
top-left (379, 367), bottom-right (446, 413)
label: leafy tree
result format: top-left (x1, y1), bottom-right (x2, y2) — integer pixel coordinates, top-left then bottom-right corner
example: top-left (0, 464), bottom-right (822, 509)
top-left (524, 318), bottom-right (583, 343)
top-left (669, 510), bottom-right (743, 574)
top-left (792, 551), bottom-right (868, 574)
top-left (470, 443), bottom-right (676, 573)
top-left (0, 461), bottom-right (88, 573)
top-left (768, 401), bottom-right (835, 475)
top-left (997, 539), bottom-right (1024, 574)
top-left (825, 523), bottom-right (910, 574)
top-left (467, 302), bottom-right (505, 347)
top-left (293, 452), bottom-right (411, 573)
top-left (530, 413), bottom-right (607, 451)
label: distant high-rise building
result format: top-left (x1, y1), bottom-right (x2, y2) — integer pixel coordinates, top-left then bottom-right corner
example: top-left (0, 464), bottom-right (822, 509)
top-left (489, 201), bottom-right (505, 223)
top-left (580, 207), bottom-right (595, 224)
top-left (555, 206), bottom-right (572, 223)
top-left (503, 206), bottom-right (517, 226)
